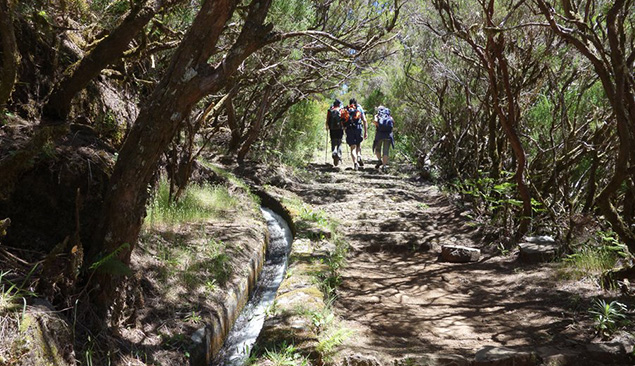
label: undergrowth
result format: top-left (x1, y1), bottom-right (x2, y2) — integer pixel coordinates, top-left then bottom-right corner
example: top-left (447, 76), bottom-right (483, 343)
top-left (559, 231), bottom-right (630, 282)
top-left (589, 298), bottom-right (629, 339)
top-left (305, 301), bottom-right (353, 363)
top-left (0, 270), bottom-right (37, 364)
top-left (146, 178), bottom-right (237, 227)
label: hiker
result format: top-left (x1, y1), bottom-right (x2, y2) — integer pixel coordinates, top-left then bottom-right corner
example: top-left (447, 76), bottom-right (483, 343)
top-left (373, 106), bottom-right (394, 172)
top-left (350, 98), bottom-right (368, 167)
top-left (326, 99), bottom-right (345, 166)
top-left (344, 98), bottom-right (367, 170)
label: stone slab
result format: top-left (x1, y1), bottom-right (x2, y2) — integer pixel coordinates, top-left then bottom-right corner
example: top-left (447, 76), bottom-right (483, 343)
top-left (440, 245), bottom-right (481, 263)
top-left (518, 242), bottom-right (558, 264)
top-left (474, 346), bottom-right (538, 366)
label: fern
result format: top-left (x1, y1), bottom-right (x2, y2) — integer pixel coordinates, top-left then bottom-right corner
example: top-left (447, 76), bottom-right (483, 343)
top-left (89, 243), bottom-right (132, 276)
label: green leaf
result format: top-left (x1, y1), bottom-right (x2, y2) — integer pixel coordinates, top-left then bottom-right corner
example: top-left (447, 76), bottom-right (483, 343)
top-left (90, 243), bottom-right (132, 276)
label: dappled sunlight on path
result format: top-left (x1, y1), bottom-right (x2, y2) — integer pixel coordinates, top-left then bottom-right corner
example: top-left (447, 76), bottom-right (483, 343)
top-left (287, 160), bottom-right (611, 363)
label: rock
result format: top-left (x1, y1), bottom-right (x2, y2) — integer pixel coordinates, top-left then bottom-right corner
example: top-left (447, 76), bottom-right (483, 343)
top-left (340, 354), bottom-right (382, 366)
top-left (518, 236), bottom-right (558, 263)
top-left (395, 354), bottom-right (471, 366)
top-left (535, 346), bottom-right (580, 366)
top-left (440, 245), bottom-right (481, 263)
top-left (584, 342), bottom-right (633, 364)
top-left (314, 240), bottom-right (337, 257)
top-left (18, 302), bottom-right (76, 366)
top-left (292, 238), bottom-right (312, 255)
top-left (474, 346), bottom-right (538, 366)
top-left (304, 226), bottom-right (332, 240)
top-left (524, 235), bottom-right (555, 244)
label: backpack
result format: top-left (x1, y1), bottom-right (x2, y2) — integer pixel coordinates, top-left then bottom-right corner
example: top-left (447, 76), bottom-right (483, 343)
top-left (345, 104), bottom-right (361, 128)
top-left (376, 107), bottom-right (393, 132)
top-left (328, 107), bottom-right (343, 130)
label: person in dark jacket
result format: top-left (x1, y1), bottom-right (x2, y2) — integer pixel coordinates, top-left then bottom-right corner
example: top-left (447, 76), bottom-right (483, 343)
top-left (325, 99), bottom-right (344, 166)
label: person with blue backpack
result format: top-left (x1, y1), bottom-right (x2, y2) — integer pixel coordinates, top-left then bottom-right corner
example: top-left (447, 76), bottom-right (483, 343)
top-left (373, 106), bottom-right (394, 171)
top-left (344, 98), bottom-right (367, 170)
top-left (326, 99), bottom-right (345, 166)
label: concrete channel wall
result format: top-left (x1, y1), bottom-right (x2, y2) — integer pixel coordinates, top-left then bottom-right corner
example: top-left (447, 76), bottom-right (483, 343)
top-left (189, 189), bottom-right (295, 365)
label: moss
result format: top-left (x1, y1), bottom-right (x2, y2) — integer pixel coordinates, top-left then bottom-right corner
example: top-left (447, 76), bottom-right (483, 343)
top-left (276, 287), bottom-right (325, 314)
top-left (18, 308), bottom-right (74, 366)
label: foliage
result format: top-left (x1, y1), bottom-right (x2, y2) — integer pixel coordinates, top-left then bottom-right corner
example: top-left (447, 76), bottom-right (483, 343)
top-left (151, 234), bottom-right (233, 287)
top-left (267, 0), bottom-right (316, 32)
top-left (0, 271), bottom-right (34, 315)
top-left (146, 178), bottom-right (237, 227)
top-left (452, 171), bottom-right (544, 237)
top-left (89, 243), bottom-right (133, 277)
top-left (560, 231), bottom-right (630, 281)
top-left (262, 343), bottom-right (310, 366)
top-left (589, 298), bottom-right (628, 339)
top-left (259, 99), bottom-right (325, 166)
top-left (317, 326), bottom-right (353, 362)
top-left (303, 299), bottom-right (353, 362)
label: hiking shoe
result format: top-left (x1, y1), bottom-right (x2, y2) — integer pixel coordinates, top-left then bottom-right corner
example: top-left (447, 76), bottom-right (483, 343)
top-left (358, 157), bottom-right (364, 167)
top-left (333, 156), bottom-right (339, 166)
top-left (354, 162), bottom-right (359, 171)
top-left (375, 161), bottom-right (381, 169)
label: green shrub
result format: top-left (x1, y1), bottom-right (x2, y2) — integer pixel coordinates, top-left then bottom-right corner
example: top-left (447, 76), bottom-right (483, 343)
top-left (259, 99), bottom-right (325, 166)
top-left (560, 231), bottom-right (629, 281)
top-left (146, 179), bottom-right (237, 227)
top-left (589, 298), bottom-right (628, 339)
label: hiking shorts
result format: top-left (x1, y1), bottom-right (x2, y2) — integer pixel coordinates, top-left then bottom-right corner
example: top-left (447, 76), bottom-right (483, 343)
top-left (330, 129), bottom-right (344, 140)
top-left (346, 127), bottom-right (363, 146)
top-left (374, 139), bottom-right (391, 157)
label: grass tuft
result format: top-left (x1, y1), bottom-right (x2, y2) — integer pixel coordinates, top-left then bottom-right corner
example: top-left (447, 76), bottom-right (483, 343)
top-left (146, 179), bottom-right (237, 227)
top-left (559, 231), bottom-right (630, 281)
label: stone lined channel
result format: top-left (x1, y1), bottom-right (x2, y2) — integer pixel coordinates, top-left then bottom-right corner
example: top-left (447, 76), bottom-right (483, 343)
top-left (214, 207), bottom-right (293, 365)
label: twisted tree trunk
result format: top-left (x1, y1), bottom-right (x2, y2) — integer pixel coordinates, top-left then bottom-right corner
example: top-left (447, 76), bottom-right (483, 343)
top-left (0, 0), bottom-right (19, 108)
top-left (88, 0), bottom-right (275, 325)
top-left (536, 0), bottom-right (635, 251)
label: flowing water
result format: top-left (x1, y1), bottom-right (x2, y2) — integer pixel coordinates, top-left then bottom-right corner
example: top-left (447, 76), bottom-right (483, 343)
top-left (215, 207), bottom-right (293, 365)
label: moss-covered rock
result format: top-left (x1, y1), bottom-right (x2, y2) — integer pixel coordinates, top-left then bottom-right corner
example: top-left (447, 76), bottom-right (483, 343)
top-left (16, 301), bottom-right (75, 366)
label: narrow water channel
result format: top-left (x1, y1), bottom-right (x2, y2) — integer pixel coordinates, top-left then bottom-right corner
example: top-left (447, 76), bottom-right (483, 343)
top-left (214, 207), bottom-right (293, 365)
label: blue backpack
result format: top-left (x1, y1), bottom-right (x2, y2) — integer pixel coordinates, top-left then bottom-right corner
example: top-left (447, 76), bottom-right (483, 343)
top-left (376, 107), bottom-right (393, 132)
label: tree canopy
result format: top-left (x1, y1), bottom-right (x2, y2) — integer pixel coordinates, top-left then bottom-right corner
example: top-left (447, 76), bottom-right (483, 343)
top-left (0, 0), bottom-right (634, 362)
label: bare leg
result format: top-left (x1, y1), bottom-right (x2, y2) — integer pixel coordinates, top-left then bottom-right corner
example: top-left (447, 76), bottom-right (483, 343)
top-left (380, 140), bottom-right (389, 170)
top-left (350, 145), bottom-right (359, 169)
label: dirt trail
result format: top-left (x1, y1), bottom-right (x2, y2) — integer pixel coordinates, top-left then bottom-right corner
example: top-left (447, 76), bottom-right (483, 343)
top-left (288, 160), bottom-right (627, 364)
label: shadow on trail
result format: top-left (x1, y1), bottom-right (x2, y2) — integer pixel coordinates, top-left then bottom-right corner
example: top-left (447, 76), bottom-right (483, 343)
top-left (336, 252), bottom-right (588, 357)
top-left (292, 163), bottom-right (618, 360)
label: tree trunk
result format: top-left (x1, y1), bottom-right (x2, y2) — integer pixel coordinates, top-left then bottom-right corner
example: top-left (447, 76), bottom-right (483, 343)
top-left (88, 0), bottom-right (274, 325)
top-left (482, 4), bottom-right (531, 236)
top-left (486, 103), bottom-right (500, 180)
top-left (0, 0), bottom-right (19, 108)
top-left (226, 96), bottom-right (242, 153)
top-left (43, 0), bottom-right (166, 121)
top-left (536, 0), bottom-right (635, 251)
top-left (237, 79), bottom-right (274, 162)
